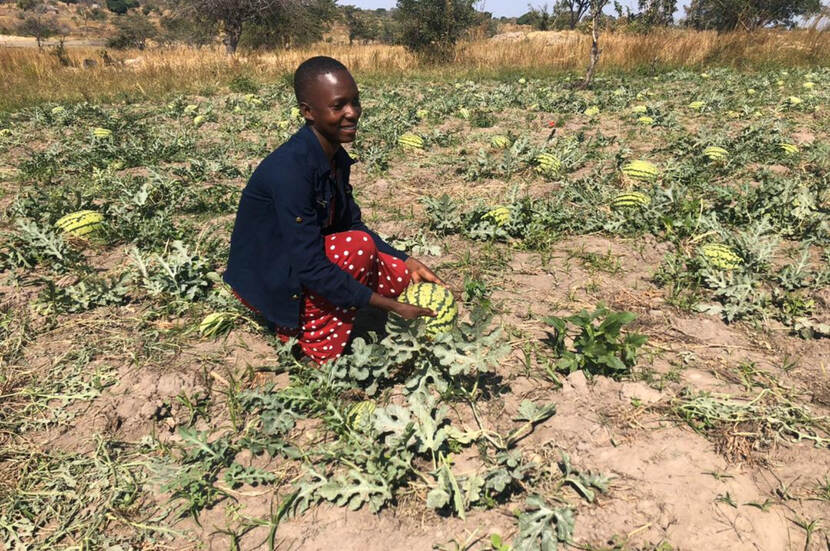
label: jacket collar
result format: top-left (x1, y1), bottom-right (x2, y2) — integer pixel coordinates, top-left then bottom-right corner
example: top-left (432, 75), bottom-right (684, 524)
top-left (297, 124), bottom-right (357, 177)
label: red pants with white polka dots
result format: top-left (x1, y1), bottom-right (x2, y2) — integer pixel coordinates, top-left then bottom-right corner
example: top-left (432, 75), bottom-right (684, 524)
top-left (277, 230), bottom-right (410, 365)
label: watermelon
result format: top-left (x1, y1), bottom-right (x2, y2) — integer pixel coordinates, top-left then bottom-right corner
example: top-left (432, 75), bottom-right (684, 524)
top-left (490, 135), bottom-right (511, 149)
top-left (51, 106), bottom-right (65, 115)
top-left (347, 400), bottom-right (376, 430)
top-left (780, 143), bottom-right (799, 155)
top-left (183, 104), bottom-right (198, 114)
top-left (535, 153), bottom-right (562, 175)
top-left (484, 206), bottom-right (510, 226)
top-left (637, 116), bottom-right (655, 125)
top-left (632, 105), bottom-right (648, 114)
top-left (803, 81), bottom-right (815, 90)
top-left (622, 160), bottom-right (659, 183)
top-left (584, 106), bottom-right (600, 117)
top-left (611, 191), bottom-right (650, 210)
top-left (92, 127), bottom-right (112, 139)
top-left (703, 146), bottom-right (729, 161)
top-left (688, 101), bottom-right (706, 111)
top-left (398, 133), bottom-right (424, 150)
top-left (398, 282), bottom-right (458, 337)
top-left (193, 115), bottom-right (206, 127)
top-left (700, 243), bottom-right (742, 270)
top-left (55, 210), bottom-right (104, 237)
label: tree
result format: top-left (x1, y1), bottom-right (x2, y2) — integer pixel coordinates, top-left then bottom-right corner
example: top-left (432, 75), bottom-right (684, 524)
top-left (685, 0), bottom-right (821, 31)
top-left (395, 0), bottom-right (479, 62)
top-left (581, 0), bottom-right (609, 88)
top-left (238, 0), bottom-right (337, 49)
top-left (108, 12), bottom-right (157, 48)
top-left (636, 0), bottom-right (676, 26)
top-left (342, 5), bottom-right (377, 44)
top-left (106, 0), bottom-right (138, 15)
top-left (176, 0), bottom-right (291, 53)
top-left (523, 3), bottom-right (551, 30)
top-left (552, 0), bottom-right (591, 29)
top-left (17, 13), bottom-right (61, 49)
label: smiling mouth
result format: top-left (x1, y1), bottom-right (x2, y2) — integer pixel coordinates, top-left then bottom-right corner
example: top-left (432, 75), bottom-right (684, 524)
top-left (341, 125), bottom-right (357, 130)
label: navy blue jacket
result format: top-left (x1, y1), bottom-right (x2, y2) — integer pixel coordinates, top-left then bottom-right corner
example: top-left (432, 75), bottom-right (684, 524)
top-left (224, 125), bottom-right (408, 328)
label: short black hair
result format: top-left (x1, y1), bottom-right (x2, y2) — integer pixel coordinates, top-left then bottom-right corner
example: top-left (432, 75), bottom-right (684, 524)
top-left (293, 56), bottom-right (350, 104)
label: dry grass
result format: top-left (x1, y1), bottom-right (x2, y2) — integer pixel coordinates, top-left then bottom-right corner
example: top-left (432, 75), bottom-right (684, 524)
top-left (1, 28), bottom-right (827, 112)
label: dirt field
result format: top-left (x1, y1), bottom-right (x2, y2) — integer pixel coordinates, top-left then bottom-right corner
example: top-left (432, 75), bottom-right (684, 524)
top-left (1, 66), bottom-right (828, 550)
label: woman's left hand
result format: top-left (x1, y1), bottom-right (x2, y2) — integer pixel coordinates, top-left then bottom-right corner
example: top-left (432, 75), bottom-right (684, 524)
top-left (405, 257), bottom-right (446, 287)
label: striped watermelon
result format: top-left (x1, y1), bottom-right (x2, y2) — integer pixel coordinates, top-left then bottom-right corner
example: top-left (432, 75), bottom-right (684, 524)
top-left (484, 206), bottom-right (510, 226)
top-left (703, 146), bottom-right (729, 161)
top-left (632, 105), bottom-right (648, 114)
top-left (92, 127), bottom-right (112, 139)
top-left (688, 101), bottom-right (706, 111)
top-left (622, 160), bottom-right (659, 183)
top-left (398, 282), bottom-right (458, 337)
top-left (780, 143), bottom-right (799, 155)
top-left (611, 191), bottom-right (650, 210)
top-left (347, 400), bottom-right (376, 430)
top-left (700, 243), bottom-right (742, 270)
top-left (584, 106), bottom-right (600, 117)
top-left (535, 153), bottom-right (562, 175)
top-left (637, 116), bottom-right (655, 125)
top-left (398, 133), bottom-right (424, 150)
top-left (55, 210), bottom-right (104, 237)
top-left (491, 135), bottom-right (511, 149)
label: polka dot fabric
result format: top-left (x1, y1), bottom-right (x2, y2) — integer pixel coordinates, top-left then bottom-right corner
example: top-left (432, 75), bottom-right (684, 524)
top-left (281, 230), bottom-right (410, 364)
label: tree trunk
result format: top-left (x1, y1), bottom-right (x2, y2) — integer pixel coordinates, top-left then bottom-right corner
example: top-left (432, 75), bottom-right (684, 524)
top-left (224, 21), bottom-right (241, 54)
top-left (581, 10), bottom-right (601, 88)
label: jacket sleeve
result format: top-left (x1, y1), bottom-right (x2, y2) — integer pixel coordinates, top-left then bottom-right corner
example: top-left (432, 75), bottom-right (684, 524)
top-left (272, 168), bottom-right (373, 308)
top-left (345, 188), bottom-right (409, 262)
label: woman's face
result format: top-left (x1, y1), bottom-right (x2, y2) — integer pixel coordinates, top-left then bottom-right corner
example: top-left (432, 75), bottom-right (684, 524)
top-left (300, 70), bottom-right (362, 146)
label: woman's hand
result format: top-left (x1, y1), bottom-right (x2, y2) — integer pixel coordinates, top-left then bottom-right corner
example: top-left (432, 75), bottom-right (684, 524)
top-left (369, 292), bottom-right (435, 319)
top-left (392, 301), bottom-right (435, 320)
top-left (405, 257), bottom-right (446, 286)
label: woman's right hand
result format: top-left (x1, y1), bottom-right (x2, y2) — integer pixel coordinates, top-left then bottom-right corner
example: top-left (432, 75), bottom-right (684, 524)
top-left (392, 301), bottom-right (435, 320)
top-left (370, 293), bottom-right (435, 319)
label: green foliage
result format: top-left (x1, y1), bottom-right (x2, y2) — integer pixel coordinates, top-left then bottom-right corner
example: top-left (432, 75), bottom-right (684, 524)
top-left (0, 218), bottom-right (86, 273)
top-left (543, 305), bottom-right (647, 378)
top-left (513, 495), bottom-right (575, 551)
top-left (37, 273), bottom-right (132, 314)
top-left (685, 0), bottom-right (821, 30)
top-left (108, 13), bottom-right (158, 49)
top-left (105, 0), bottom-right (138, 15)
top-left (395, 0), bottom-right (479, 61)
top-left (130, 240), bottom-right (212, 302)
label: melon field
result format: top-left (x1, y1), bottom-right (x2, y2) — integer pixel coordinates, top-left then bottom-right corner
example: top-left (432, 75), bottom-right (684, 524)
top-left (1, 67), bottom-right (829, 550)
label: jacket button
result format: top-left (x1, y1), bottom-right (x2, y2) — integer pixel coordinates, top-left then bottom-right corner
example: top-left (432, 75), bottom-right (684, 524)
top-left (291, 294), bottom-right (300, 300)
top-left (295, 216), bottom-right (303, 223)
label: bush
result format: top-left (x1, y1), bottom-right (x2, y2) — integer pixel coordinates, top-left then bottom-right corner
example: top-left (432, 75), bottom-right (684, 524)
top-left (106, 0), bottom-right (138, 15)
top-left (395, 0), bottom-right (479, 62)
top-left (107, 13), bottom-right (156, 49)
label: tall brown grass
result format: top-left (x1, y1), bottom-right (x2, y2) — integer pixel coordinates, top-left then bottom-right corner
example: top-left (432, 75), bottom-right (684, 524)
top-left (1, 29), bottom-right (827, 112)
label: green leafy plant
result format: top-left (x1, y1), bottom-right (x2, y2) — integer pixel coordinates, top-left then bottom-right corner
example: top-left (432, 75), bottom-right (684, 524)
top-left (543, 305), bottom-right (647, 378)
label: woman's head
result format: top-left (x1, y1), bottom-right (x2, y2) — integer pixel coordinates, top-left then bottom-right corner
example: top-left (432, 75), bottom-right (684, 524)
top-left (294, 56), bottom-right (361, 146)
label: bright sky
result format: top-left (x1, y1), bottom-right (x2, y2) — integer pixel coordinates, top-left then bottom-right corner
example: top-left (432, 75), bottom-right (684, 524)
top-left (341, 0), bottom-right (690, 18)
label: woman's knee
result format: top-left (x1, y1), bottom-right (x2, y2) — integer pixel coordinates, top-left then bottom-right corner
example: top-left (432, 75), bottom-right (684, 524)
top-left (326, 231), bottom-right (376, 268)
